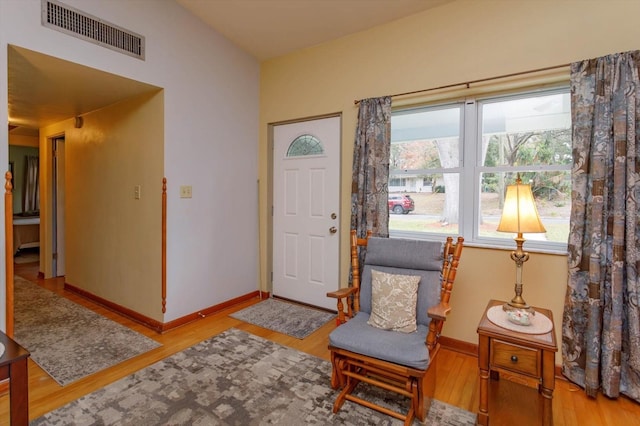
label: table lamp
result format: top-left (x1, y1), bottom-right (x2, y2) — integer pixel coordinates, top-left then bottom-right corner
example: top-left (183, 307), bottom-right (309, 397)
top-left (496, 174), bottom-right (546, 315)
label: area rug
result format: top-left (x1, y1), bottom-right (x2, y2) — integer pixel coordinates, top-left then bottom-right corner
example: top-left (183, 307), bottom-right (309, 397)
top-left (14, 275), bottom-right (161, 386)
top-left (14, 249), bottom-right (39, 264)
top-left (32, 328), bottom-right (477, 425)
top-left (230, 297), bottom-right (335, 339)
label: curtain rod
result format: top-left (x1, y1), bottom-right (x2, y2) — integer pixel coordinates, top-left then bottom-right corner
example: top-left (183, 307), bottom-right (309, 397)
top-left (353, 63), bottom-right (571, 105)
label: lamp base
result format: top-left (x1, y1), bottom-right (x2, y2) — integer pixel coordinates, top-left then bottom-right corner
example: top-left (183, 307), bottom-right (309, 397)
top-left (504, 276), bottom-right (534, 317)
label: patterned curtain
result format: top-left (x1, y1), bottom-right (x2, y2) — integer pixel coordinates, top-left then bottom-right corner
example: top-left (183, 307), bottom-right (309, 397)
top-left (350, 96), bottom-right (391, 239)
top-left (562, 51), bottom-right (640, 402)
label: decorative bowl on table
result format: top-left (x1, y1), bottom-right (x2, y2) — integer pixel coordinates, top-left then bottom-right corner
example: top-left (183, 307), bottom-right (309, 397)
top-left (506, 310), bottom-right (532, 326)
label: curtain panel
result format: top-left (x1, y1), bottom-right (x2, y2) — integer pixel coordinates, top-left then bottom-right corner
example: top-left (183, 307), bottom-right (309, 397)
top-left (350, 96), bottom-right (392, 240)
top-left (23, 155), bottom-right (39, 213)
top-left (562, 51), bottom-right (640, 402)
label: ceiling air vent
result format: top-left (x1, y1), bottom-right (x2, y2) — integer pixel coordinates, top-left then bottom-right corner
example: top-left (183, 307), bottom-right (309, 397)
top-left (41, 0), bottom-right (145, 60)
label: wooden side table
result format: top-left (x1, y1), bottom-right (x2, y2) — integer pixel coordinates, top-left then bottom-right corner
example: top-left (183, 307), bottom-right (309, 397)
top-left (477, 300), bottom-right (557, 426)
top-left (0, 332), bottom-right (30, 425)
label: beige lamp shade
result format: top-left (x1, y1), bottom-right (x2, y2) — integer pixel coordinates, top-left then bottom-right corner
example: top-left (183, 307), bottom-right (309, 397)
top-left (497, 179), bottom-right (546, 234)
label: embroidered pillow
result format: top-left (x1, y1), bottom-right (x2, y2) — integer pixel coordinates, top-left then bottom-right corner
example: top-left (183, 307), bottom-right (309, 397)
top-left (367, 269), bottom-right (420, 333)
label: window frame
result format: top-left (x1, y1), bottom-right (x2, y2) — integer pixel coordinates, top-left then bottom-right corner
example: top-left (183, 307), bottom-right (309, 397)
top-left (389, 86), bottom-right (571, 254)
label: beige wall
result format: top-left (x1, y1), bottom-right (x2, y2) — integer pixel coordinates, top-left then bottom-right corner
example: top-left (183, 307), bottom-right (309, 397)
top-left (40, 91), bottom-right (164, 321)
top-left (8, 134), bottom-right (38, 148)
top-left (259, 0), bottom-right (640, 361)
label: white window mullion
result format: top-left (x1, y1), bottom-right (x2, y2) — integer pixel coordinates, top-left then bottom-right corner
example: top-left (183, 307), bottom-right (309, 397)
top-left (461, 99), bottom-right (477, 243)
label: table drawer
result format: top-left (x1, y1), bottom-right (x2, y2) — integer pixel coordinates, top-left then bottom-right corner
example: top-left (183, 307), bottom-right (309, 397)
top-left (491, 339), bottom-right (540, 377)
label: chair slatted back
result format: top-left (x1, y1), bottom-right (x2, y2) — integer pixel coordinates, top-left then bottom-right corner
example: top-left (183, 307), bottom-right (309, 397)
top-left (350, 230), bottom-right (462, 329)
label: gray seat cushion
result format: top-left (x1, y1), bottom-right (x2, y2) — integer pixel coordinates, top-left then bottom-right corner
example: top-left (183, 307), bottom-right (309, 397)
top-left (329, 312), bottom-right (430, 370)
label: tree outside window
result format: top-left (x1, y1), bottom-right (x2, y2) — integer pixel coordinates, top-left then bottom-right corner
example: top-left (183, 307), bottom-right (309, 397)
top-left (389, 89), bottom-right (571, 250)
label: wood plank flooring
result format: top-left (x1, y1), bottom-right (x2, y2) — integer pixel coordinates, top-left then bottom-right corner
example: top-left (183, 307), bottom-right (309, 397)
top-left (2, 261), bottom-right (639, 425)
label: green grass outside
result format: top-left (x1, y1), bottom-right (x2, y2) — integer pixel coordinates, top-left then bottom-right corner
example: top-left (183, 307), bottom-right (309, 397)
top-left (389, 192), bottom-right (570, 243)
top-left (389, 216), bottom-right (569, 244)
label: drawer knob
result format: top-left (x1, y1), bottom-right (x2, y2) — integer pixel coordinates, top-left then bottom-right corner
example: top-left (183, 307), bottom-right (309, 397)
top-left (511, 355), bottom-right (518, 363)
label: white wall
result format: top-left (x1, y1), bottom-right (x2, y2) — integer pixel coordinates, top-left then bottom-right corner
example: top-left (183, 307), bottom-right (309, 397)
top-left (0, 0), bottom-right (260, 326)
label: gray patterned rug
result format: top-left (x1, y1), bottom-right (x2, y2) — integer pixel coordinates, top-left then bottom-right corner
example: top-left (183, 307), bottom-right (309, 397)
top-left (31, 328), bottom-right (477, 425)
top-left (14, 248), bottom-right (39, 264)
top-left (14, 275), bottom-right (161, 386)
top-left (230, 298), bottom-right (335, 339)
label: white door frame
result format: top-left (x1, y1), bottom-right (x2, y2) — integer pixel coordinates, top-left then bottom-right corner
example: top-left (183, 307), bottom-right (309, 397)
top-left (269, 114), bottom-right (341, 310)
top-left (52, 136), bottom-right (65, 277)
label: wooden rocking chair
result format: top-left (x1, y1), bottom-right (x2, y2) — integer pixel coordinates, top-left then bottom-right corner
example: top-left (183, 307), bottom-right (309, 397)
top-left (327, 230), bottom-right (463, 425)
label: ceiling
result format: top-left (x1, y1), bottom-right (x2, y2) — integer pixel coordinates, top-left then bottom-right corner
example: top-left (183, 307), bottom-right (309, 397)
top-left (176, 0), bottom-right (452, 60)
top-left (8, 0), bottom-right (451, 137)
top-left (8, 46), bottom-right (160, 136)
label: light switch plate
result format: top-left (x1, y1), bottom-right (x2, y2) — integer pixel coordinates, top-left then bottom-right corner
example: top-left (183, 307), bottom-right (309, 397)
top-left (180, 185), bottom-right (192, 198)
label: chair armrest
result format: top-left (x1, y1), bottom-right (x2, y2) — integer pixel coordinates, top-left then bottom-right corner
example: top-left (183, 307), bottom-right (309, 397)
top-left (327, 287), bottom-right (358, 325)
top-left (327, 287), bottom-right (357, 299)
top-left (427, 302), bottom-right (451, 322)
top-left (426, 302), bottom-right (451, 351)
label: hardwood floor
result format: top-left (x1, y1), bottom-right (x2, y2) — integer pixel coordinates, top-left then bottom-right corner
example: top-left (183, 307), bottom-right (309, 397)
top-left (2, 261), bottom-right (639, 425)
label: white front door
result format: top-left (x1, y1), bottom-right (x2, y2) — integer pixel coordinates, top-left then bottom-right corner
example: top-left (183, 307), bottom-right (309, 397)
top-left (273, 116), bottom-right (340, 310)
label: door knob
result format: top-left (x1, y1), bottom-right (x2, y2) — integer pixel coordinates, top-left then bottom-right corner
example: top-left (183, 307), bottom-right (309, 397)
top-left (329, 226), bottom-right (337, 234)
top-left (331, 213), bottom-right (337, 219)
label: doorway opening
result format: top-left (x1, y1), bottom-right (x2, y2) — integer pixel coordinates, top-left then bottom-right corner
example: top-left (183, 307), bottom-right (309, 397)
top-left (51, 136), bottom-right (65, 278)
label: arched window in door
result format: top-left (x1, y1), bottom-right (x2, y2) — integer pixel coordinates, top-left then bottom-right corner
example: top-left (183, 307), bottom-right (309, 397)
top-left (286, 134), bottom-right (324, 157)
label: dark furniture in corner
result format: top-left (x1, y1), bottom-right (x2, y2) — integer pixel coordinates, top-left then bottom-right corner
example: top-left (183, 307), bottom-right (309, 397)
top-left (0, 331), bottom-right (30, 425)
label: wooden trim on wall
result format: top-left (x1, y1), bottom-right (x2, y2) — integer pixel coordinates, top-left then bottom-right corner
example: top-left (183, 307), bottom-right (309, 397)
top-left (160, 291), bottom-right (262, 332)
top-left (5, 171), bottom-right (14, 337)
top-left (259, 290), bottom-right (270, 300)
top-left (161, 177), bottom-right (167, 314)
top-left (64, 282), bottom-right (263, 334)
top-left (65, 283), bottom-right (165, 332)
top-left (439, 336), bottom-right (478, 358)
